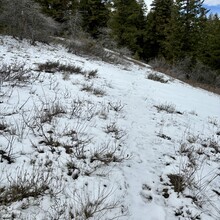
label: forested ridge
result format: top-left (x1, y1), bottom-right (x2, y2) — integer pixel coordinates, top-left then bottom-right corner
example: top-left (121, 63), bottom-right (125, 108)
top-left (0, 0), bottom-right (220, 88)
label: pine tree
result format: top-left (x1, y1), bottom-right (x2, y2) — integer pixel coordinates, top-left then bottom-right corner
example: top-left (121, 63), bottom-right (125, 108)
top-left (35, 0), bottom-right (79, 23)
top-left (200, 14), bottom-right (220, 72)
top-left (165, 0), bottom-right (207, 61)
top-left (143, 0), bottom-right (173, 60)
top-left (79, 0), bottom-right (110, 38)
top-left (110, 0), bottom-right (146, 57)
top-left (0, 0), bottom-right (3, 33)
top-left (163, 2), bottom-right (185, 61)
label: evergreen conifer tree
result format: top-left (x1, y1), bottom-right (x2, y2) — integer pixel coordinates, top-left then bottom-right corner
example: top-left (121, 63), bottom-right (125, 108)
top-left (79, 0), bottom-right (110, 38)
top-left (35, 0), bottom-right (79, 23)
top-left (143, 0), bottom-right (173, 60)
top-left (165, 0), bottom-right (207, 61)
top-left (200, 14), bottom-right (220, 73)
top-left (110, 0), bottom-right (146, 58)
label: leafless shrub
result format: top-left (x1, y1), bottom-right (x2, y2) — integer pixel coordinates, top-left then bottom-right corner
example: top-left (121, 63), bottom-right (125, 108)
top-left (64, 10), bottom-right (83, 38)
top-left (201, 139), bottom-right (220, 154)
top-left (108, 101), bottom-right (125, 113)
top-left (33, 117), bottom-right (91, 157)
top-left (174, 207), bottom-right (201, 219)
top-left (0, 164), bottom-right (55, 206)
top-left (148, 57), bottom-right (171, 73)
top-left (73, 185), bottom-right (127, 219)
top-left (93, 88), bottom-right (106, 97)
top-left (171, 136), bottom-right (220, 219)
top-left (24, 118), bottom-right (61, 154)
top-left (0, 134), bottom-right (16, 164)
top-left (37, 61), bottom-right (60, 73)
top-left (179, 143), bottom-right (192, 155)
top-left (69, 98), bottom-right (96, 121)
top-left (67, 37), bottom-right (106, 58)
top-left (81, 83), bottom-right (106, 97)
top-left (58, 64), bottom-right (83, 75)
top-left (147, 73), bottom-right (168, 83)
top-left (85, 69), bottom-right (98, 79)
top-left (154, 103), bottom-right (176, 114)
top-left (37, 126), bottom-right (61, 150)
top-left (45, 184), bottom-right (127, 220)
top-left (116, 47), bottom-right (132, 58)
top-left (90, 141), bottom-right (129, 165)
top-left (157, 133), bottom-right (171, 140)
top-left (37, 61), bottom-right (99, 81)
top-left (34, 99), bottom-right (67, 124)
top-left (11, 114), bottom-right (31, 142)
top-left (104, 122), bottom-right (127, 140)
top-left (98, 27), bottom-right (117, 50)
top-left (173, 58), bottom-right (217, 85)
top-left (80, 83), bottom-right (94, 93)
top-left (216, 75), bottom-right (220, 88)
top-left (62, 126), bottom-right (93, 159)
top-left (187, 134), bottom-right (200, 144)
top-left (0, 0), bottom-right (57, 44)
top-left (149, 57), bottom-right (219, 91)
top-left (0, 63), bottom-right (31, 86)
top-left (22, 97), bottom-right (93, 156)
top-left (66, 161), bottom-right (80, 180)
top-left (66, 38), bottom-right (127, 65)
top-left (37, 61), bottom-right (83, 74)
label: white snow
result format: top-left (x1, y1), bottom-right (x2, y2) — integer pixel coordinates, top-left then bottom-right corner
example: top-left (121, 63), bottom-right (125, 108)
top-left (0, 35), bottom-right (219, 220)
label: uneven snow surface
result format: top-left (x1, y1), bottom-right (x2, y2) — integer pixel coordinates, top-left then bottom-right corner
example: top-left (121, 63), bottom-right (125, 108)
top-left (0, 36), bottom-right (220, 220)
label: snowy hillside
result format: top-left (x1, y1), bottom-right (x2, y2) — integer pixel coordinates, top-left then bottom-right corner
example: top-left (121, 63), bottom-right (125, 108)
top-left (0, 36), bottom-right (220, 220)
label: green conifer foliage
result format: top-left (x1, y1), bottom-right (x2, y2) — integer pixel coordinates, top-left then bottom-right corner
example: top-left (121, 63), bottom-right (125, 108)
top-left (79, 0), bottom-right (110, 38)
top-left (144, 0), bottom-right (173, 60)
top-left (165, 0), bottom-right (207, 61)
top-left (200, 14), bottom-right (220, 73)
top-left (110, 0), bottom-right (146, 57)
top-left (35, 0), bottom-right (78, 23)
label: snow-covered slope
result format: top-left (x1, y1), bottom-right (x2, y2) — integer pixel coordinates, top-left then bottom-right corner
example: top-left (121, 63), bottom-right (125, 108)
top-left (0, 36), bottom-right (219, 220)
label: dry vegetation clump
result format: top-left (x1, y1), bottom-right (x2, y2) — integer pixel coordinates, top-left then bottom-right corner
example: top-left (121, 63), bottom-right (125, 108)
top-left (66, 37), bottom-right (129, 65)
top-left (147, 73), bottom-right (168, 83)
top-left (149, 57), bottom-right (220, 95)
top-left (154, 103), bottom-right (177, 114)
top-left (90, 142), bottom-right (129, 165)
top-left (0, 63), bottom-right (31, 87)
top-left (81, 83), bottom-right (106, 97)
top-left (0, 165), bottom-right (55, 206)
top-left (37, 61), bottom-right (98, 80)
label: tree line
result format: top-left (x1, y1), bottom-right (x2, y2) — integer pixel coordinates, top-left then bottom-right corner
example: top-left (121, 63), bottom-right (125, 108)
top-left (0, 0), bottom-right (219, 84)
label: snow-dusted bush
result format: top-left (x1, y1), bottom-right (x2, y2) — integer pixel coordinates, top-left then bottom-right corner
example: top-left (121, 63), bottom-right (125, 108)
top-left (147, 73), bottom-right (168, 83)
top-left (173, 58), bottom-right (217, 84)
top-left (0, 63), bottom-right (31, 87)
top-left (154, 103), bottom-right (176, 114)
top-left (37, 61), bottom-right (98, 80)
top-left (0, 164), bottom-right (56, 206)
